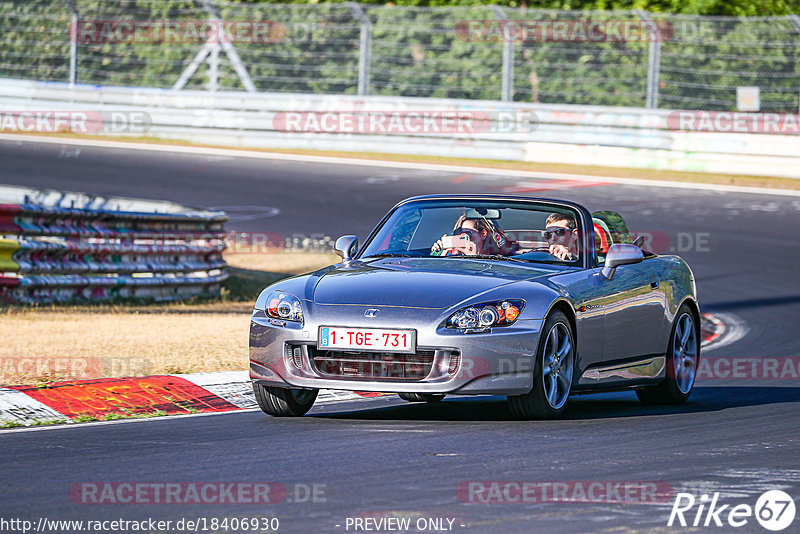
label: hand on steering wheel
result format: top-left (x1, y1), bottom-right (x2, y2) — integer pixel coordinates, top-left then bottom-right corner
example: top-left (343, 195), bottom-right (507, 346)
top-left (549, 244), bottom-right (575, 261)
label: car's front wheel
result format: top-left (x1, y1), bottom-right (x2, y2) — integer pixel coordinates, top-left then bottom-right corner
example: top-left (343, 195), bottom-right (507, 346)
top-left (637, 304), bottom-right (699, 405)
top-left (508, 310), bottom-right (574, 419)
top-left (253, 383), bottom-right (318, 417)
top-left (398, 393), bottom-right (445, 403)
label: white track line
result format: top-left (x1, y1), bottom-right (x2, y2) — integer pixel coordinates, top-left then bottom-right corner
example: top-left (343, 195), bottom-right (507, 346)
top-left (3, 134), bottom-right (800, 197)
top-left (0, 408), bottom-right (260, 434)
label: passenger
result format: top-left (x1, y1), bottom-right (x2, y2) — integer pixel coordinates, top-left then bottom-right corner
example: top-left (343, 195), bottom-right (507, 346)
top-left (431, 214), bottom-right (518, 256)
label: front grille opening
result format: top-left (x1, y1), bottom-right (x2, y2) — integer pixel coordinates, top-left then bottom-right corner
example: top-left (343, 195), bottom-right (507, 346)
top-left (309, 348), bottom-right (436, 380)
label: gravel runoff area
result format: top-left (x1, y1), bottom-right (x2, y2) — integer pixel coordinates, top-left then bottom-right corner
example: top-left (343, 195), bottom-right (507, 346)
top-left (0, 251), bottom-right (339, 386)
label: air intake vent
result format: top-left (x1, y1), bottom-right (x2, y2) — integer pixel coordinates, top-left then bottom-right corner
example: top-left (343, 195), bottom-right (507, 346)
top-left (309, 348), bottom-right (436, 380)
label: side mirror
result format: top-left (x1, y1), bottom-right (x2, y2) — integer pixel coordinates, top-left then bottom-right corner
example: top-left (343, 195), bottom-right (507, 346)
top-left (601, 244), bottom-right (644, 280)
top-left (333, 235), bottom-right (358, 261)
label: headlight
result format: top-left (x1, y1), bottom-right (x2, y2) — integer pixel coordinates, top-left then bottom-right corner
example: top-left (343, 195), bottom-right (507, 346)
top-left (446, 300), bottom-right (524, 329)
top-left (266, 291), bottom-right (304, 323)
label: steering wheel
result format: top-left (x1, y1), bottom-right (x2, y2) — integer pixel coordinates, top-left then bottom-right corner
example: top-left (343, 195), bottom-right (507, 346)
top-left (517, 245), bottom-right (564, 260)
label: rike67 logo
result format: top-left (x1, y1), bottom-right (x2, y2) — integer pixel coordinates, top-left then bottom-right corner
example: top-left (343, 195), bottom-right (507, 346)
top-left (668, 490), bottom-right (796, 531)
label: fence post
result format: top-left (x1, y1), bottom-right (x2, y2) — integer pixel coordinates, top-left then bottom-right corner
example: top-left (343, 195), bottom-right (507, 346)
top-left (63, 0), bottom-right (78, 86)
top-left (208, 43), bottom-right (220, 92)
top-left (347, 2), bottom-right (372, 96)
top-left (789, 14), bottom-right (800, 33)
top-left (490, 5), bottom-right (514, 102)
top-left (635, 10), bottom-right (661, 109)
top-left (174, 0), bottom-right (257, 92)
top-left (789, 15), bottom-right (800, 113)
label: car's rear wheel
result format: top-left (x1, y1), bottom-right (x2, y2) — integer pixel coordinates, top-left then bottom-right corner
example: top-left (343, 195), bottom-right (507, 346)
top-left (398, 393), bottom-right (445, 403)
top-left (508, 310), bottom-right (574, 419)
top-left (636, 304), bottom-right (699, 405)
top-left (252, 383), bottom-right (318, 417)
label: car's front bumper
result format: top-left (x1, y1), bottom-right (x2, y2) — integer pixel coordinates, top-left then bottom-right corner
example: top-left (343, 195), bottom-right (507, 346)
top-left (249, 307), bottom-right (543, 396)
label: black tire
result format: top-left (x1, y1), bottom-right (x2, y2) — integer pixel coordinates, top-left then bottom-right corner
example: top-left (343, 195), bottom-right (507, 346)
top-left (398, 393), bottom-right (446, 403)
top-left (507, 310), bottom-right (575, 419)
top-left (637, 304), bottom-right (700, 405)
top-left (252, 383), bottom-right (318, 417)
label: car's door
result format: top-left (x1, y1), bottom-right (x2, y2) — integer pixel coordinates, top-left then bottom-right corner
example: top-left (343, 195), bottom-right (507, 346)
top-left (600, 257), bottom-right (668, 362)
top-left (548, 269), bottom-right (607, 376)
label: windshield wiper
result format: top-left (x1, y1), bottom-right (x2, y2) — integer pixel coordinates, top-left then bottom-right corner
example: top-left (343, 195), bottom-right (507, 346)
top-left (473, 254), bottom-right (531, 263)
top-left (363, 253), bottom-right (415, 258)
top-left (439, 254), bottom-right (530, 263)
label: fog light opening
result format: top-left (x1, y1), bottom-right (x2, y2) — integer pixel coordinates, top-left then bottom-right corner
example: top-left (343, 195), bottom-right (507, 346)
top-left (448, 353), bottom-right (461, 376)
top-left (287, 345), bottom-right (303, 370)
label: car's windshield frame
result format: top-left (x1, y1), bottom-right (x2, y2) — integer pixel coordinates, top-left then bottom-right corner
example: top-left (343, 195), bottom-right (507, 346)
top-left (356, 195), bottom-right (596, 269)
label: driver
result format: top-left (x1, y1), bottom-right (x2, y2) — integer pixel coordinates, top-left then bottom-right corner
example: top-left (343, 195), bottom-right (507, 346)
top-left (431, 214), bottom-right (518, 256)
top-left (544, 212), bottom-right (579, 261)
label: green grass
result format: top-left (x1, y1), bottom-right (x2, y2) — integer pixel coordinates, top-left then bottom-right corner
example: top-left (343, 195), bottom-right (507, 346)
top-left (72, 409), bottom-right (170, 423)
top-left (1, 408), bottom-right (176, 430)
top-left (222, 267), bottom-right (290, 302)
top-left (1, 418), bottom-right (69, 429)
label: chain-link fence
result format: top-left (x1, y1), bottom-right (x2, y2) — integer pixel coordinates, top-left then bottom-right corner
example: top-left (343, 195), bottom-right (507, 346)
top-left (1, 0), bottom-right (798, 112)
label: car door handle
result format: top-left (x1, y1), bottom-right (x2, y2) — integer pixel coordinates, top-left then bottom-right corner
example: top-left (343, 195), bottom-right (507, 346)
top-left (650, 280), bottom-right (660, 289)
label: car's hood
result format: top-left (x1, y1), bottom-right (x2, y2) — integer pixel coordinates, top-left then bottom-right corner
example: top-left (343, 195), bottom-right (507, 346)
top-left (311, 257), bottom-right (559, 309)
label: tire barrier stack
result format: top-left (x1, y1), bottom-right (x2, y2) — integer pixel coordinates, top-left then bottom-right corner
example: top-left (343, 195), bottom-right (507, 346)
top-left (0, 187), bottom-right (228, 305)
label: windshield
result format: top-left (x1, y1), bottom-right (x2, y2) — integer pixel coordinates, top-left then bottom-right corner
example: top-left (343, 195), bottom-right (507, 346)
top-left (359, 199), bottom-right (584, 265)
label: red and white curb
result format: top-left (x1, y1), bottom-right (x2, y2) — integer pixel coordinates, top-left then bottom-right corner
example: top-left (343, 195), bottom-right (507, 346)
top-left (1, 313), bottom-right (741, 428)
top-left (0, 371), bottom-right (384, 427)
top-left (700, 312), bottom-right (748, 352)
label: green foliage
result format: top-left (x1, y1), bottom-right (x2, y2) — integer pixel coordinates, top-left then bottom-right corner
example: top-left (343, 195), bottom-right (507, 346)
top-left (71, 414), bottom-right (99, 423)
top-left (223, 266), bottom-right (288, 301)
top-left (658, 17), bottom-right (800, 111)
top-left (0, 1), bottom-right (797, 111)
top-left (368, 5), bottom-right (503, 99)
top-left (1, 420), bottom-right (25, 428)
top-left (507, 10), bottom-right (650, 106)
top-left (0, 418), bottom-right (69, 428)
top-left (224, 0), bottom-right (800, 15)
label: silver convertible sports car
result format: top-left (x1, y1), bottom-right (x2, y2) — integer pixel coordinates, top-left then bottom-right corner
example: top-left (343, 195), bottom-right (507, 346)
top-left (249, 195), bottom-right (700, 419)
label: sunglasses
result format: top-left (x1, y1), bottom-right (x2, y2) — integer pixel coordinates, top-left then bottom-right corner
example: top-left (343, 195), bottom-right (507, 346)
top-left (456, 228), bottom-right (481, 238)
top-left (543, 227), bottom-right (572, 240)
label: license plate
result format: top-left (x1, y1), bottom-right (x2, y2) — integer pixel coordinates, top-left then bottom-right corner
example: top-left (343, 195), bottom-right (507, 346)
top-left (317, 326), bottom-right (416, 353)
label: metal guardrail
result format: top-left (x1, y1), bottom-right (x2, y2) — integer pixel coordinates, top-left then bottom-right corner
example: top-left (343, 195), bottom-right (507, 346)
top-left (1, 78), bottom-right (798, 179)
top-left (0, 186), bottom-right (228, 305)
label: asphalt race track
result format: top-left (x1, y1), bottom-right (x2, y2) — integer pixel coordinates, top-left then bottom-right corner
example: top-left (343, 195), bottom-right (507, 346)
top-left (2, 137), bottom-right (800, 533)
